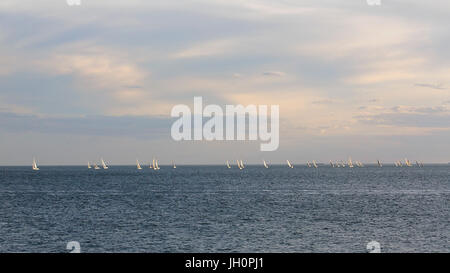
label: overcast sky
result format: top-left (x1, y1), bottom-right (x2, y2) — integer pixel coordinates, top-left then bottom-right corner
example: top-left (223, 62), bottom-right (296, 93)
top-left (1, 0), bottom-right (449, 165)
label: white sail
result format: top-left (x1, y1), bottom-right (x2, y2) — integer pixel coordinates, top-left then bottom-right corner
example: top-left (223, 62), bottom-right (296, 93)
top-left (312, 160), bottom-right (318, 168)
top-left (330, 161), bottom-right (334, 168)
top-left (226, 160), bottom-right (231, 169)
top-left (155, 159), bottom-right (160, 170)
top-left (150, 158), bottom-right (155, 169)
top-left (101, 158), bottom-right (108, 169)
top-left (307, 161), bottom-right (312, 168)
top-left (88, 161), bottom-right (91, 169)
top-left (263, 160), bottom-right (269, 168)
top-left (240, 160), bottom-right (244, 169)
top-left (377, 160), bottom-right (382, 167)
top-left (287, 160), bottom-right (293, 168)
top-left (405, 158), bottom-right (412, 167)
top-left (172, 161), bottom-right (176, 169)
top-left (32, 158), bottom-right (39, 171)
top-left (348, 157), bottom-right (354, 168)
top-left (136, 159), bottom-right (142, 170)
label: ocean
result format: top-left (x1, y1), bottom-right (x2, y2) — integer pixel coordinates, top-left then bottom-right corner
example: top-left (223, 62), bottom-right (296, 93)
top-left (0, 165), bottom-right (448, 253)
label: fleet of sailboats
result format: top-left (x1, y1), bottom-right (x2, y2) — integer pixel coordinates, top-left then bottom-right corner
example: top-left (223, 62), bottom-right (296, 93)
top-left (29, 157), bottom-right (431, 170)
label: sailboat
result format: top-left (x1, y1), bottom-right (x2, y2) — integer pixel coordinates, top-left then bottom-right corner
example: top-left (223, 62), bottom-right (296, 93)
top-left (312, 160), bottom-right (318, 168)
top-left (348, 157), bottom-right (354, 168)
top-left (154, 158), bottom-right (160, 170)
top-left (88, 161), bottom-right (92, 169)
top-left (150, 158), bottom-right (156, 170)
top-left (263, 159), bottom-right (269, 169)
top-left (287, 160), bottom-right (294, 168)
top-left (136, 159), bottom-right (142, 170)
top-left (240, 160), bottom-right (245, 169)
top-left (101, 158), bottom-right (109, 169)
top-left (405, 158), bottom-right (412, 167)
top-left (356, 161), bottom-right (363, 167)
top-left (172, 161), bottom-right (176, 169)
top-left (226, 160), bottom-right (231, 169)
top-left (377, 160), bottom-right (382, 168)
top-left (237, 159), bottom-right (243, 170)
top-left (307, 161), bottom-right (312, 168)
top-left (94, 163), bottom-right (100, 170)
top-left (330, 161), bottom-right (335, 168)
top-left (32, 158), bottom-right (39, 171)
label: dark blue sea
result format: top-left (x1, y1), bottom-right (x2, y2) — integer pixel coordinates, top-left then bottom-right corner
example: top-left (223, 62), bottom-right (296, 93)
top-left (0, 165), bottom-right (448, 253)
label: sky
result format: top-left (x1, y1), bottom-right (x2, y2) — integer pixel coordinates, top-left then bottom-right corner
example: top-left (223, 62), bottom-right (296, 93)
top-left (0, 0), bottom-right (449, 165)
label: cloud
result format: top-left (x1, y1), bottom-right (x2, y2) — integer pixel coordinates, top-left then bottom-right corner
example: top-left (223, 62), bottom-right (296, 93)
top-left (0, 112), bottom-right (172, 138)
top-left (262, 71), bottom-right (285, 77)
top-left (414, 83), bottom-right (446, 90)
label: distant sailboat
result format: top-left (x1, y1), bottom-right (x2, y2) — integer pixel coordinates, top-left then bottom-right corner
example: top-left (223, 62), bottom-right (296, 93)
top-left (226, 160), bottom-right (231, 169)
top-left (287, 160), bottom-right (294, 168)
top-left (151, 158), bottom-right (159, 170)
top-left (263, 159), bottom-right (269, 169)
top-left (312, 160), bottom-right (318, 168)
top-left (405, 158), bottom-right (412, 167)
top-left (377, 160), bottom-right (382, 168)
top-left (356, 161), bottom-right (364, 167)
top-left (240, 160), bottom-right (245, 169)
top-left (330, 161), bottom-right (335, 168)
top-left (94, 163), bottom-right (100, 170)
top-left (88, 161), bottom-right (92, 169)
top-left (136, 159), bottom-right (142, 170)
top-left (172, 161), bottom-right (176, 169)
top-left (307, 161), bottom-right (312, 168)
top-left (348, 157), bottom-right (354, 168)
top-left (32, 158), bottom-right (39, 171)
top-left (101, 158), bottom-right (109, 169)
top-left (237, 160), bottom-right (243, 170)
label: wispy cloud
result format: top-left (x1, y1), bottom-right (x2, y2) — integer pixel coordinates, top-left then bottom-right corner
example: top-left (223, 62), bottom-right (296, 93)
top-left (414, 83), bottom-right (446, 90)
